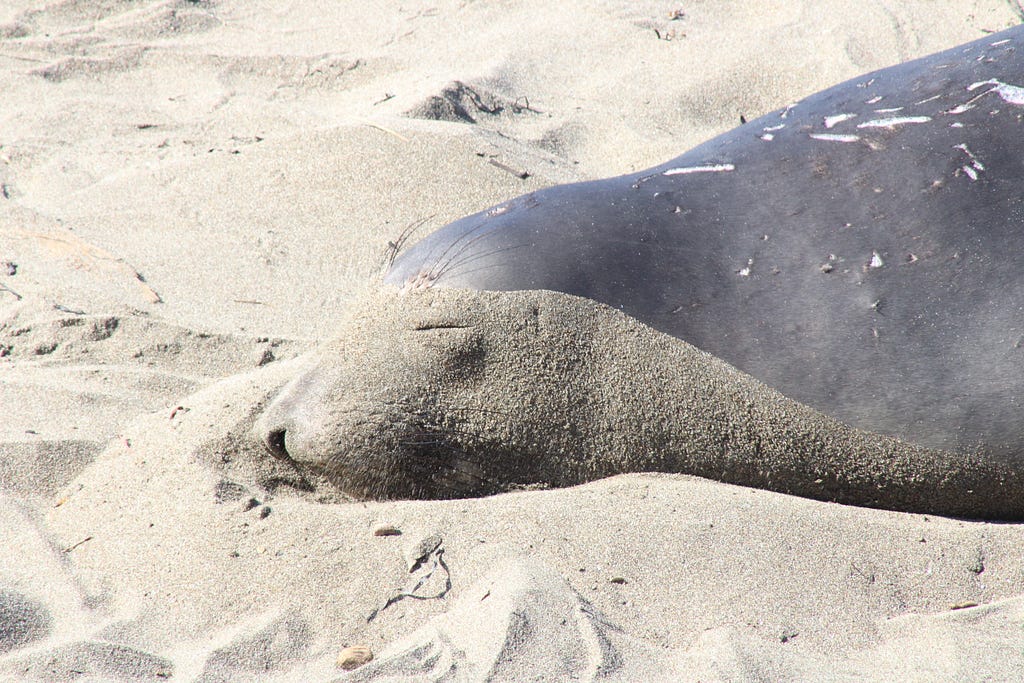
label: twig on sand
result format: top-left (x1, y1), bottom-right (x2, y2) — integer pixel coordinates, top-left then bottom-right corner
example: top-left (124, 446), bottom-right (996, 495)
top-left (63, 536), bottom-right (93, 553)
top-left (0, 282), bottom-right (21, 300)
top-left (488, 158), bottom-right (530, 179)
top-left (355, 118), bottom-right (410, 142)
top-left (9, 228), bottom-right (163, 304)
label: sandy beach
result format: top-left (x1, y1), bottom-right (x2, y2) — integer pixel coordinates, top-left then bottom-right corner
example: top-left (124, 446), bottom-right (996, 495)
top-left (3, 1), bottom-right (1024, 680)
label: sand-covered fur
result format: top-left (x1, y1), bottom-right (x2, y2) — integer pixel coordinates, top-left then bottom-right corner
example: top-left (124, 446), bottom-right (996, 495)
top-left (259, 287), bottom-right (1024, 519)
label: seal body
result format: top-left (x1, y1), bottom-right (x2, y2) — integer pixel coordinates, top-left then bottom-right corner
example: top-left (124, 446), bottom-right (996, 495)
top-left (258, 26), bottom-right (1024, 515)
top-left (385, 25), bottom-right (1024, 459)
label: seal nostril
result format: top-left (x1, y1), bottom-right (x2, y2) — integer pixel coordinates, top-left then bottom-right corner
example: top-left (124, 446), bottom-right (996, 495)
top-left (265, 429), bottom-right (290, 461)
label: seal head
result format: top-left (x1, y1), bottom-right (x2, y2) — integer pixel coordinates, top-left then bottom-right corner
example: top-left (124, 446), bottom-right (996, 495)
top-left (257, 287), bottom-right (1024, 519)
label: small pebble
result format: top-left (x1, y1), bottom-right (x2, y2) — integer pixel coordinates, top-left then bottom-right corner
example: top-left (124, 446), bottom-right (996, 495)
top-left (337, 645), bottom-right (373, 670)
top-left (373, 524), bottom-right (402, 537)
top-left (34, 341), bottom-right (57, 355)
top-left (256, 347), bottom-right (275, 366)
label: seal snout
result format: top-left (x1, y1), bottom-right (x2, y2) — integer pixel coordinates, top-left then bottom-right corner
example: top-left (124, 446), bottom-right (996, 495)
top-left (262, 427), bottom-right (291, 461)
top-left (255, 377), bottom-right (310, 465)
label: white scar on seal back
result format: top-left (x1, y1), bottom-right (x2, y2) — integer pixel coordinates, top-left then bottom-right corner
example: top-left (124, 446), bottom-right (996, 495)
top-left (809, 134), bottom-right (860, 143)
top-left (954, 143), bottom-right (985, 181)
top-left (945, 103), bottom-right (975, 115)
top-left (857, 116), bottom-right (931, 129)
top-left (968, 79), bottom-right (1024, 105)
top-left (823, 113), bottom-right (856, 128)
top-left (663, 164), bottom-right (736, 176)
top-left (946, 79), bottom-right (1024, 115)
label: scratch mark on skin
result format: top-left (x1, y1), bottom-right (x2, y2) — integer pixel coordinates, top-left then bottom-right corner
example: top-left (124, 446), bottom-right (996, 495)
top-left (763, 124), bottom-right (786, 132)
top-left (630, 173), bottom-right (658, 189)
top-left (780, 104), bottom-right (797, 118)
top-left (857, 116), bottom-right (931, 128)
top-left (991, 39), bottom-right (1012, 46)
top-left (663, 164), bottom-right (736, 176)
top-left (809, 133), bottom-right (861, 143)
top-left (874, 107), bottom-right (904, 113)
top-left (946, 103), bottom-right (975, 114)
top-left (968, 79), bottom-right (1024, 105)
top-left (954, 143), bottom-right (985, 181)
top-left (865, 96), bottom-right (884, 104)
top-left (915, 94), bottom-right (942, 105)
top-left (946, 78), bottom-right (1024, 116)
top-left (950, 122), bottom-right (964, 128)
top-left (760, 134), bottom-right (775, 141)
top-left (824, 113), bottom-right (856, 128)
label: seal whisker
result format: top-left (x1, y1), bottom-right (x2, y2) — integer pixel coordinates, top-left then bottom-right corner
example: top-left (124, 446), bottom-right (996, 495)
top-left (403, 423), bottom-right (496, 446)
top-left (431, 244), bottom-right (530, 282)
top-left (383, 433), bottom-right (506, 497)
top-left (440, 405), bottom-right (514, 418)
top-left (402, 404), bottom-right (513, 420)
top-left (419, 219), bottom-right (491, 281)
top-left (382, 216), bottom-right (434, 271)
top-left (424, 218), bottom-right (507, 282)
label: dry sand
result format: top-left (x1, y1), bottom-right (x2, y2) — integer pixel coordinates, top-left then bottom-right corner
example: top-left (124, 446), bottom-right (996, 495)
top-left (2, 1), bottom-right (1023, 680)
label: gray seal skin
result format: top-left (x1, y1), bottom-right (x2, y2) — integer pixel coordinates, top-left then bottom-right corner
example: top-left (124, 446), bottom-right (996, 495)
top-left (257, 26), bottom-right (1024, 518)
top-left (385, 24), bottom-right (1024, 459)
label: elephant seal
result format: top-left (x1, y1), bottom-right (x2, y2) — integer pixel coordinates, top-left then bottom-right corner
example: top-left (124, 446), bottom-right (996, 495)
top-left (257, 26), bottom-right (1024, 518)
